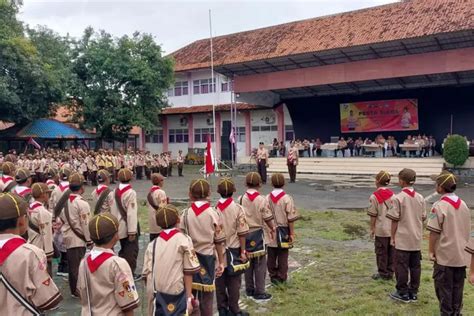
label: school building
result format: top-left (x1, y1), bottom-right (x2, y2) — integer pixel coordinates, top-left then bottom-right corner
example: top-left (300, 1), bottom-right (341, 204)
top-left (149, 0), bottom-right (474, 160)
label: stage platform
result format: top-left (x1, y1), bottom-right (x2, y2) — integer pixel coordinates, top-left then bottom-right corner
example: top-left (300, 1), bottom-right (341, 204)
top-left (268, 157), bottom-right (444, 178)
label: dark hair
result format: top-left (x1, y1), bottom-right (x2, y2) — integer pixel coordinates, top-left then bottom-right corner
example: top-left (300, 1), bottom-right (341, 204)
top-left (273, 183), bottom-right (284, 189)
top-left (69, 184), bottom-right (82, 192)
top-left (92, 233), bottom-right (115, 246)
top-left (219, 190), bottom-right (234, 198)
top-left (246, 182), bottom-right (260, 189)
top-left (443, 183), bottom-right (457, 193)
top-left (121, 180), bottom-right (131, 184)
top-left (0, 218), bottom-right (18, 232)
top-left (16, 179), bottom-right (27, 185)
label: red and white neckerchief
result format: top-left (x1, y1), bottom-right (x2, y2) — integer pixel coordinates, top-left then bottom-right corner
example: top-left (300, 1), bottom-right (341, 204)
top-left (373, 188), bottom-right (394, 204)
top-left (59, 182), bottom-right (69, 192)
top-left (441, 194), bottom-right (461, 210)
top-left (15, 186), bottom-right (31, 198)
top-left (95, 184), bottom-right (108, 196)
top-left (246, 190), bottom-right (260, 202)
top-left (87, 248), bottom-right (114, 273)
top-left (270, 189), bottom-right (286, 204)
top-left (46, 179), bottom-right (55, 186)
top-left (0, 236), bottom-right (26, 265)
top-left (159, 228), bottom-right (180, 241)
top-left (29, 201), bottom-right (43, 214)
top-left (117, 184), bottom-right (132, 198)
top-left (191, 201), bottom-right (210, 216)
top-left (69, 194), bottom-right (79, 203)
top-left (402, 187), bottom-right (416, 198)
top-left (1, 175), bottom-right (13, 184)
top-left (150, 185), bottom-right (161, 193)
top-left (217, 198), bottom-right (233, 211)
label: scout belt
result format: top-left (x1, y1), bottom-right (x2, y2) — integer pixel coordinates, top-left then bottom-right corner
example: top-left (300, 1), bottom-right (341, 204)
top-left (192, 252), bottom-right (216, 292)
top-left (226, 247), bottom-right (250, 276)
top-left (245, 229), bottom-right (266, 258)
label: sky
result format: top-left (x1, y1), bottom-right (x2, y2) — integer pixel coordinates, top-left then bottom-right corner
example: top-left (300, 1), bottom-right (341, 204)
top-left (19, 0), bottom-right (399, 54)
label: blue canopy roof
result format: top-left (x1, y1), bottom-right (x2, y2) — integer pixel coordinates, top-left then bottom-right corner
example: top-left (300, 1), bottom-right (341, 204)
top-left (12, 119), bottom-right (94, 139)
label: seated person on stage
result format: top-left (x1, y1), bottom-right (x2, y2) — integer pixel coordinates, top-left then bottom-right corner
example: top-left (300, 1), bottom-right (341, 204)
top-left (415, 135), bottom-right (424, 158)
top-left (279, 141), bottom-right (286, 157)
top-left (428, 136), bottom-right (436, 156)
top-left (404, 135), bottom-right (416, 157)
top-left (421, 135), bottom-right (430, 157)
top-left (335, 137), bottom-right (348, 157)
top-left (303, 139), bottom-right (310, 157)
top-left (388, 136), bottom-right (398, 157)
top-left (347, 138), bottom-right (355, 157)
top-left (354, 137), bottom-right (363, 156)
top-left (313, 138), bottom-right (322, 157)
top-left (376, 135), bottom-right (386, 157)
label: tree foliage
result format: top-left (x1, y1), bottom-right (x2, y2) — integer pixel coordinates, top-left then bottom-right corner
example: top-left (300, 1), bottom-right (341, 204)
top-left (443, 134), bottom-right (469, 168)
top-left (70, 28), bottom-right (174, 140)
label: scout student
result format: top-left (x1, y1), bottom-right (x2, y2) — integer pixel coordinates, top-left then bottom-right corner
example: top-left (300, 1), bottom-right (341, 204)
top-left (0, 161), bottom-right (16, 193)
top-left (91, 169), bottom-right (113, 215)
top-left (28, 183), bottom-right (54, 276)
top-left (147, 173), bottom-right (168, 242)
top-left (13, 168), bottom-right (33, 202)
top-left (45, 167), bottom-right (59, 191)
top-left (51, 167), bottom-right (73, 218)
top-left (111, 168), bottom-right (140, 280)
top-left (77, 213), bottom-right (140, 315)
top-left (0, 192), bottom-right (62, 314)
top-left (367, 171), bottom-right (395, 281)
top-left (239, 172), bottom-right (275, 302)
top-left (287, 142), bottom-right (299, 183)
top-left (266, 173), bottom-right (300, 285)
top-left (180, 179), bottom-right (226, 316)
top-left (177, 150), bottom-right (184, 177)
top-left (427, 171), bottom-right (471, 315)
top-left (215, 177), bottom-right (250, 316)
top-left (143, 204), bottom-right (200, 316)
top-left (386, 168), bottom-right (426, 303)
top-left (60, 172), bottom-right (92, 297)
top-left (256, 142), bottom-right (269, 184)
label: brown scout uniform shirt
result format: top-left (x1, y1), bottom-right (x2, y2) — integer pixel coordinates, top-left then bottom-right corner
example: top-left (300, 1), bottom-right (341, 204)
top-left (256, 148), bottom-right (268, 162)
top-left (367, 188), bottom-right (395, 238)
top-left (386, 188), bottom-right (426, 251)
top-left (77, 247), bottom-right (139, 315)
top-left (179, 202), bottom-right (226, 256)
top-left (60, 194), bottom-right (92, 249)
top-left (216, 198), bottom-right (249, 249)
top-left (266, 190), bottom-right (300, 248)
top-left (111, 184), bottom-right (138, 239)
top-left (465, 238), bottom-right (474, 255)
top-left (148, 186), bottom-right (168, 234)
top-left (142, 229), bottom-right (201, 316)
top-left (28, 201), bottom-right (54, 257)
top-left (239, 190), bottom-right (274, 244)
top-left (91, 184), bottom-right (113, 214)
top-left (0, 234), bottom-right (62, 315)
top-left (427, 194), bottom-right (471, 267)
top-left (50, 181), bottom-right (69, 215)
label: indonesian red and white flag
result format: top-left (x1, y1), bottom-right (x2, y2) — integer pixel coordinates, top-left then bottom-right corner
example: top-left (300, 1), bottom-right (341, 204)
top-left (27, 137), bottom-right (41, 149)
top-left (229, 127), bottom-right (236, 144)
top-left (205, 134), bottom-right (215, 175)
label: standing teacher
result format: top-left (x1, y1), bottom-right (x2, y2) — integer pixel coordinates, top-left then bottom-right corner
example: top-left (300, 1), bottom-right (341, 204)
top-left (256, 142), bottom-right (269, 184)
top-left (287, 141), bottom-right (299, 183)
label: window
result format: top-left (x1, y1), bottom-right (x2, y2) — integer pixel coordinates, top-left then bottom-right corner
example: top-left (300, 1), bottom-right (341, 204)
top-left (251, 125), bottom-right (277, 132)
top-left (221, 78), bottom-right (233, 92)
top-left (236, 127), bottom-right (246, 142)
top-left (169, 129), bottom-right (189, 143)
top-left (168, 81), bottom-right (188, 97)
top-left (194, 128), bottom-right (215, 143)
top-left (145, 130), bottom-right (163, 143)
top-left (193, 78), bottom-right (216, 95)
top-left (285, 125), bottom-right (295, 141)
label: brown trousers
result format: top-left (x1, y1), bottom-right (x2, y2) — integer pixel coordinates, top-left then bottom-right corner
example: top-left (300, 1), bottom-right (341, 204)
top-left (244, 255), bottom-right (267, 295)
top-left (216, 270), bottom-right (242, 314)
top-left (191, 290), bottom-right (214, 316)
top-left (257, 160), bottom-right (267, 184)
top-left (107, 167), bottom-right (115, 183)
top-left (433, 263), bottom-right (466, 316)
top-left (178, 163), bottom-right (184, 176)
top-left (395, 249), bottom-right (421, 295)
top-left (66, 247), bottom-right (86, 296)
top-left (375, 236), bottom-right (394, 278)
top-left (287, 164), bottom-right (297, 183)
top-left (267, 247), bottom-right (289, 282)
top-left (119, 237), bottom-right (139, 274)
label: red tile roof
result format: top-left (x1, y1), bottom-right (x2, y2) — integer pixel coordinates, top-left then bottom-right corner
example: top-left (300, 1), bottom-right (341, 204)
top-left (161, 103), bottom-right (264, 115)
top-left (172, 0), bottom-right (474, 72)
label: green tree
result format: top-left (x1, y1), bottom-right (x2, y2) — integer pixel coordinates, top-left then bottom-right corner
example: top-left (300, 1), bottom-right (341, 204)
top-left (443, 134), bottom-right (469, 168)
top-left (70, 28), bottom-right (174, 140)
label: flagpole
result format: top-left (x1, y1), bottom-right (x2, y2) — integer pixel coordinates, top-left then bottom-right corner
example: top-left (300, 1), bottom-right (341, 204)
top-left (209, 9), bottom-right (217, 171)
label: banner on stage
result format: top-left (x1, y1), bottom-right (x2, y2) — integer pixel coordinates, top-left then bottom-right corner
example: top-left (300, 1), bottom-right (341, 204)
top-left (340, 99), bottom-right (419, 133)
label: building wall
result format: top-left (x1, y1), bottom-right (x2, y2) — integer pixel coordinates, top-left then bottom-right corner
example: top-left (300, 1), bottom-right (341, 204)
top-left (250, 109), bottom-right (279, 149)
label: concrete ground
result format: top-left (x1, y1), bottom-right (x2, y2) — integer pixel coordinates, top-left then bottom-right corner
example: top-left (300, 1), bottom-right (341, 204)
top-left (49, 165), bottom-right (474, 315)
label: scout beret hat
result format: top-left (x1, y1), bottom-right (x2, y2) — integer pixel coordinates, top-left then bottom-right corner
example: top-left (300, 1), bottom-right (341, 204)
top-left (271, 173), bottom-right (285, 187)
top-left (97, 169), bottom-right (110, 183)
top-left (2, 162), bottom-right (15, 175)
top-left (4, 154), bottom-right (15, 162)
top-left (151, 173), bottom-right (164, 186)
top-left (45, 167), bottom-right (58, 179)
top-left (69, 172), bottom-right (84, 186)
top-left (118, 168), bottom-right (133, 182)
top-left (245, 172), bottom-right (262, 186)
top-left (31, 182), bottom-right (52, 198)
top-left (375, 170), bottom-right (391, 185)
top-left (89, 213), bottom-right (119, 242)
top-left (217, 177), bottom-right (236, 196)
top-left (432, 171), bottom-right (457, 191)
top-left (189, 179), bottom-right (210, 199)
top-left (15, 168), bottom-right (31, 182)
top-left (60, 167), bottom-right (72, 181)
top-left (398, 168), bottom-right (416, 185)
top-left (156, 204), bottom-right (179, 229)
top-left (0, 192), bottom-right (28, 219)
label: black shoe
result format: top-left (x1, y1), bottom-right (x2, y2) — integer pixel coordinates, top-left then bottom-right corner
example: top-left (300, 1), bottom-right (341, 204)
top-left (245, 289), bottom-right (255, 297)
top-left (218, 308), bottom-right (229, 316)
top-left (372, 273), bottom-right (392, 281)
top-left (252, 293), bottom-right (272, 303)
top-left (389, 291), bottom-right (410, 303)
top-left (371, 273), bottom-right (382, 280)
top-left (409, 293), bottom-right (418, 302)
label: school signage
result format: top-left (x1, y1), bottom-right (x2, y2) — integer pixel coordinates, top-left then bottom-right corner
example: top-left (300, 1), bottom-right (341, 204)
top-left (340, 99), bottom-right (419, 133)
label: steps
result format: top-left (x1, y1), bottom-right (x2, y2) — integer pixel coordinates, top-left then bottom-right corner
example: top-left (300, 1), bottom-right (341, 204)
top-left (268, 157), bottom-right (445, 177)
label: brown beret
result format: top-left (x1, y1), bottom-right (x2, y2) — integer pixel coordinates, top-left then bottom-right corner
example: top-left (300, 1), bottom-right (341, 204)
top-left (151, 173), bottom-right (164, 186)
top-left (271, 173), bottom-right (285, 187)
top-left (97, 169), bottom-right (110, 183)
top-left (44, 167), bottom-right (58, 179)
top-left (245, 172), bottom-right (262, 187)
top-left (433, 171), bottom-right (457, 191)
top-left (4, 154), bottom-right (15, 163)
top-left (2, 162), bottom-right (15, 175)
top-left (15, 168), bottom-right (31, 182)
top-left (60, 167), bottom-right (72, 181)
top-left (398, 168), bottom-right (416, 185)
top-left (375, 170), bottom-right (391, 185)
top-left (189, 179), bottom-right (210, 199)
top-left (217, 177), bottom-right (236, 196)
top-left (118, 168), bottom-right (133, 182)
top-left (156, 204), bottom-right (180, 229)
top-left (0, 192), bottom-right (28, 219)
top-left (89, 213), bottom-right (119, 242)
top-left (69, 172), bottom-right (84, 187)
top-left (31, 182), bottom-right (52, 199)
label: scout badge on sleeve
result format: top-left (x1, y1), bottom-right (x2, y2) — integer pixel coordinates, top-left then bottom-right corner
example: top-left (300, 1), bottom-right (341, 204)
top-left (268, 196), bottom-right (293, 249)
top-left (245, 229), bottom-right (266, 258)
top-left (226, 247), bottom-right (250, 276)
top-left (151, 239), bottom-right (187, 316)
